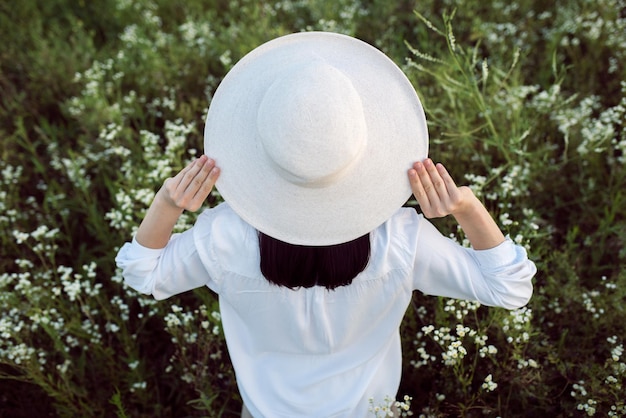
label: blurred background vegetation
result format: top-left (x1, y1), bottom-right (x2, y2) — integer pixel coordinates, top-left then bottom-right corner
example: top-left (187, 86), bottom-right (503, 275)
top-left (1, 0), bottom-right (625, 416)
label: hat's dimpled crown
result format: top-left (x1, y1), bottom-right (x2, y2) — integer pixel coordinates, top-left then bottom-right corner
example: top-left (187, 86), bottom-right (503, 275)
top-left (257, 61), bottom-right (367, 188)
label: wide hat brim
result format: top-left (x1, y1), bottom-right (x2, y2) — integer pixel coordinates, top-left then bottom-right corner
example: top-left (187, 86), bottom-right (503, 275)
top-left (204, 32), bottom-right (428, 245)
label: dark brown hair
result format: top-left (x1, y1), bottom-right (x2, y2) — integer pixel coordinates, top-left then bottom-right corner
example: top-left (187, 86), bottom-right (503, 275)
top-left (259, 232), bottom-right (370, 290)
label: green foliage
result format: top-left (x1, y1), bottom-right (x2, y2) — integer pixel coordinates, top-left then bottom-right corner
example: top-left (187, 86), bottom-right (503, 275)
top-left (109, 387), bottom-right (130, 418)
top-left (1, 0), bottom-right (625, 416)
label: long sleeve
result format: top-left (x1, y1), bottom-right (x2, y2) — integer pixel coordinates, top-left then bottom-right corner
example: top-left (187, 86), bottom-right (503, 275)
top-left (381, 208), bottom-right (535, 309)
top-left (115, 228), bottom-right (213, 300)
top-left (412, 214), bottom-right (535, 309)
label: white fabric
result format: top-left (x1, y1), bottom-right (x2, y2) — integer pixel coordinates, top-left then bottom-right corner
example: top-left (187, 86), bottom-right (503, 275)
top-left (116, 203), bottom-right (535, 417)
top-left (204, 32), bottom-right (428, 246)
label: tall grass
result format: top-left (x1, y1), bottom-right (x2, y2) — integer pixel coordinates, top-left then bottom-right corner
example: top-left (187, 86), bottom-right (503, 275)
top-left (1, 0), bottom-right (625, 416)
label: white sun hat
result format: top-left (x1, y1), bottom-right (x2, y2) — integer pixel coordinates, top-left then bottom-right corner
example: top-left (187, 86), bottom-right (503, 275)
top-left (204, 31), bottom-right (428, 245)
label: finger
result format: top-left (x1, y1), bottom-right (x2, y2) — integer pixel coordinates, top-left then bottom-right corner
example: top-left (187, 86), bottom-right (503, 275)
top-left (416, 159), bottom-right (443, 204)
top-left (178, 156), bottom-right (209, 193)
top-left (423, 158), bottom-right (449, 200)
top-left (435, 162), bottom-right (466, 208)
top-left (184, 157), bottom-right (215, 193)
top-left (185, 158), bottom-right (218, 198)
top-left (408, 162), bottom-right (432, 209)
top-left (171, 156), bottom-right (204, 189)
top-left (188, 166), bottom-right (220, 209)
top-left (435, 163), bottom-right (459, 194)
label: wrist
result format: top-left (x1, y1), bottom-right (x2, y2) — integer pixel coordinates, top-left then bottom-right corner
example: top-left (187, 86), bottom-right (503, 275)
top-left (451, 186), bottom-right (481, 218)
top-left (155, 187), bottom-right (185, 213)
top-left (135, 187), bottom-right (184, 249)
top-left (450, 188), bottom-right (505, 250)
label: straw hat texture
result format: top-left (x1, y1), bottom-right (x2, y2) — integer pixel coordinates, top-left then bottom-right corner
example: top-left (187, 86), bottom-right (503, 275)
top-left (204, 31), bottom-right (428, 245)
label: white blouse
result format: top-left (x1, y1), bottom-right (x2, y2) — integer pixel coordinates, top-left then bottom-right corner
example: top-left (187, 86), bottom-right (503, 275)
top-left (116, 203), bottom-right (535, 418)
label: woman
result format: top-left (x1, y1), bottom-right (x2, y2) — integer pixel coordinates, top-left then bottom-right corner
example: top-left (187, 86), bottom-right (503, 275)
top-left (116, 32), bottom-right (535, 417)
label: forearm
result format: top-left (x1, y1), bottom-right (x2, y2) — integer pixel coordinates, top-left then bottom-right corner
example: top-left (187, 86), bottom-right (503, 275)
top-left (135, 188), bottom-right (184, 249)
top-left (452, 193), bottom-right (505, 250)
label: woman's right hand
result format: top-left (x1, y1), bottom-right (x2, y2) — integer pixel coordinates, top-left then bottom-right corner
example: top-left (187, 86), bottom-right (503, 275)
top-left (408, 158), bottom-right (474, 219)
top-left (408, 158), bottom-right (505, 250)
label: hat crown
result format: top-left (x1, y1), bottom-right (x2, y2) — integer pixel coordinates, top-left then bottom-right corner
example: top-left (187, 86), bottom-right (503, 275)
top-left (257, 60), bottom-right (367, 188)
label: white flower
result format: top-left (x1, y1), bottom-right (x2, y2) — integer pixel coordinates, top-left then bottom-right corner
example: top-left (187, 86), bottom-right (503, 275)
top-left (12, 230), bottom-right (30, 245)
top-left (482, 374), bottom-right (498, 392)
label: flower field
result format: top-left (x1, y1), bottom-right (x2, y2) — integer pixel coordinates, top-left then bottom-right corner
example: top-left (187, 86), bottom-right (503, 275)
top-left (1, 0), bottom-right (625, 416)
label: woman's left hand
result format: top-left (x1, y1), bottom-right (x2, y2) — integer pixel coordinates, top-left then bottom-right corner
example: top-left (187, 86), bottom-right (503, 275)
top-left (135, 155), bottom-right (220, 249)
top-left (160, 155), bottom-right (220, 212)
